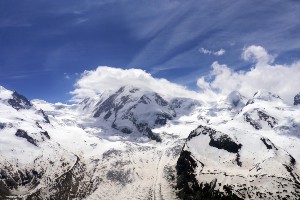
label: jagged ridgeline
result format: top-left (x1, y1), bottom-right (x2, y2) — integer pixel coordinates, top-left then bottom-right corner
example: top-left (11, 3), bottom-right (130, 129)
top-left (1, 85), bottom-right (300, 199)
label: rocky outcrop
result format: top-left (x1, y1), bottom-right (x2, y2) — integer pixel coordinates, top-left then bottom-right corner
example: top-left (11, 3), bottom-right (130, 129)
top-left (8, 91), bottom-right (32, 110)
top-left (294, 93), bottom-right (300, 105)
top-left (15, 129), bottom-right (38, 146)
top-left (176, 150), bottom-right (242, 200)
top-left (243, 109), bottom-right (278, 130)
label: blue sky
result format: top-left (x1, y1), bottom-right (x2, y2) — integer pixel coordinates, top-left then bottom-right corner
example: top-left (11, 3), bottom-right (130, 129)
top-left (1, 0), bottom-right (300, 102)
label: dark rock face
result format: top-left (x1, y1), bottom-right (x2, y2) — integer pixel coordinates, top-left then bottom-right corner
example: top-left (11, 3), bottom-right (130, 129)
top-left (188, 125), bottom-right (216, 140)
top-left (243, 113), bottom-right (262, 130)
top-left (260, 137), bottom-right (277, 150)
top-left (243, 110), bottom-right (277, 130)
top-left (120, 127), bottom-right (132, 134)
top-left (283, 165), bottom-right (300, 192)
top-left (40, 131), bottom-right (50, 139)
top-left (0, 168), bottom-right (41, 197)
top-left (8, 91), bottom-right (32, 110)
top-left (257, 110), bottom-right (277, 128)
top-left (38, 109), bottom-right (50, 123)
top-left (0, 123), bottom-right (5, 129)
top-left (188, 125), bottom-right (242, 154)
top-left (176, 150), bottom-right (243, 200)
top-left (209, 134), bottom-right (242, 154)
top-left (294, 93), bottom-right (300, 105)
top-left (176, 150), bottom-right (199, 199)
top-left (261, 138), bottom-right (272, 149)
top-left (15, 129), bottom-right (38, 146)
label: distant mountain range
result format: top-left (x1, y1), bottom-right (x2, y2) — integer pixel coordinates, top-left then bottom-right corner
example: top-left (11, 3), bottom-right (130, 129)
top-left (0, 85), bottom-right (300, 199)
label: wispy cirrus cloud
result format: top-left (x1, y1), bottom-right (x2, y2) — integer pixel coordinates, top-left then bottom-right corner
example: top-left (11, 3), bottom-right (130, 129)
top-left (0, 69), bottom-right (51, 80)
top-left (127, 0), bottom-right (300, 81)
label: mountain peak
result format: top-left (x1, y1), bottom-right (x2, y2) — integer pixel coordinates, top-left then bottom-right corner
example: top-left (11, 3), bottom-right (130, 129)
top-left (0, 86), bottom-right (32, 110)
top-left (215, 91), bottom-right (246, 110)
top-left (0, 85), bottom-right (8, 91)
top-left (0, 85), bottom-right (13, 100)
top-left (225, 91), bottom-right (246, 107)
top-left (252, 90), bottom-right (281, 101)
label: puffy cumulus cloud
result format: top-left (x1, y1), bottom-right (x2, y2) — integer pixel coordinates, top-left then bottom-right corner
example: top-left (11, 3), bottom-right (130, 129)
top-left (71, 66), bottom-right (200, 102)
top-left (197, 45), bottom-right (300, 104)
top-left (242, 45), bottom-right (274, 64)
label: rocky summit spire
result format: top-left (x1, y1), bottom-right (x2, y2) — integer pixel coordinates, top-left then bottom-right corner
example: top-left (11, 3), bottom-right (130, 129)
top-left (294, 93), bottom-right (300, 105)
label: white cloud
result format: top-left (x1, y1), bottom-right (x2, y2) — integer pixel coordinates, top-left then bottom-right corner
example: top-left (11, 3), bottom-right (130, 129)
top-left (71, 45), bottom-right (299, 105)
top-left (242, 45), bottom-right (274, 64)
top-left (71, 66), bottom-right (200, 102)
top-left (214, 49), bottom-right (226, 56)
top-left (197, 45), bottom-right (300, 104)
top-left (199, 48), bottom-right (226, 56)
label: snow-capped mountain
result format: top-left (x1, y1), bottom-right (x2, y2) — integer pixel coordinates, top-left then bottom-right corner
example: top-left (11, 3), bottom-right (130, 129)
top-left (1, 85), bottom-right (300, 199)
top-left (178, 125), bottom-right (299, 199)
top-left (0, 87), bottom-right (77, 198)
top-left (0, 87), bottom-right (104, 199)
top-left (176, 90), bottom-right (300, 199)
top-left (78, 86), bottom-right (199, 142)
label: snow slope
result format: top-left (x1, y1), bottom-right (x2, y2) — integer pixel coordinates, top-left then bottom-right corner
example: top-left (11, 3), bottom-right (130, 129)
top-left (1, 85), bottom-right (300, 199)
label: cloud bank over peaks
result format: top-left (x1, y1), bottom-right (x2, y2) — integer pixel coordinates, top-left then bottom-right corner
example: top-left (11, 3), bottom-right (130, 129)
top-left (71, 45), bottom-right (299, 105)
top-left (71, 66), bottom-right (200, 102)
top-left (197, 45), bottom-right (300, 104)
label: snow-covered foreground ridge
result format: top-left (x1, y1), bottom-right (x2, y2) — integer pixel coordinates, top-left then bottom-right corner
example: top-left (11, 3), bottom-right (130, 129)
top-left (1, 85), bottom-right (300, 199)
